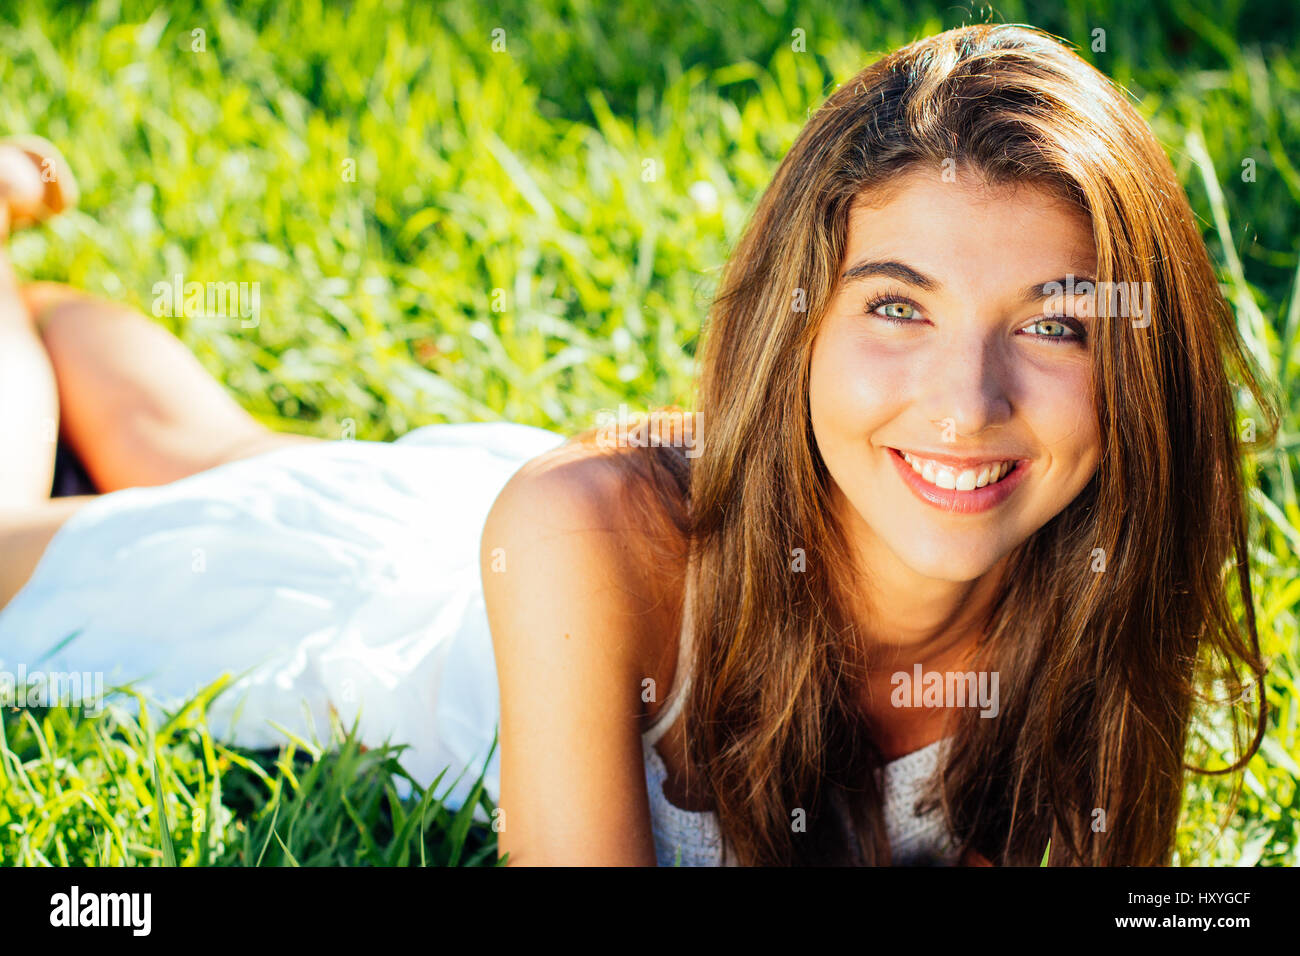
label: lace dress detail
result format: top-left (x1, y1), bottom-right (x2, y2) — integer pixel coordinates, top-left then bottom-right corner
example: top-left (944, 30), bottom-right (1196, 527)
top-left (642, 735), bottom-right (958, 866)
top-left (642, 742), bottom-right (728, 866)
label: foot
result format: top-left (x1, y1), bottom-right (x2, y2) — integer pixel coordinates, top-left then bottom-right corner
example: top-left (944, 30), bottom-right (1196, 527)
top-left (0, 136), bottom-right (79, 240)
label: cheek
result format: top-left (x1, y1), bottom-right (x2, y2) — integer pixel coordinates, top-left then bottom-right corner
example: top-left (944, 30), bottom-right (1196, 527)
top-left (1022, 359), bottom-right (1097, 452)
top-left (809, 321), bottom-right (912, 440)
top-left (1019, 359), bottom-right (1101, 493)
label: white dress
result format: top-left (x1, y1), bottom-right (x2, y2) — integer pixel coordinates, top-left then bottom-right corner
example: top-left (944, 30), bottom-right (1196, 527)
top-left (0, 421), bottom-right (959, 865)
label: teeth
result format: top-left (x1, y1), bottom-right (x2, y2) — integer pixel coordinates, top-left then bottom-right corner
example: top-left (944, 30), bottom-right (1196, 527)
top-left (901, 451), bottom-right (1016, 492)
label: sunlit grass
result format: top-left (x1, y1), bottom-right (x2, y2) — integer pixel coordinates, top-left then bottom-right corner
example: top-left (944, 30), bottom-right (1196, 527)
top-left (0, 679), bottom-right (501, 866)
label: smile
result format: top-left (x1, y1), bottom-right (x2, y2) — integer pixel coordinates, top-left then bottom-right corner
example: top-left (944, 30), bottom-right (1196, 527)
top-left (887, 447), bottom-right (1030, 514)
top-left (900, 451), bottom-right (1019, 490)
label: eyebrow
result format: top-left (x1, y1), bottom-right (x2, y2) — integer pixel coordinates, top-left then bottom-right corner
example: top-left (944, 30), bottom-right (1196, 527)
top-left (840, 259), bottom-right (1097, 302)
top-left (841, 259), bottom-right (938, 291)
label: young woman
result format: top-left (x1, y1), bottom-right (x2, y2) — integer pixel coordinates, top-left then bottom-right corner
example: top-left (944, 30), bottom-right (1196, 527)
top-left (0, 23), bottom-right (1277, 866)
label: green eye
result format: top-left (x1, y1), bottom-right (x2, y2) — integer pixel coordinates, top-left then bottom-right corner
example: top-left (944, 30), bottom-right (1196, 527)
top-left (1029, 318), bottom-right (1070, 338)
top-left (879, 301), bottom-right (916, 320)
top-left (1021, 317), bottom-right (1087, 346)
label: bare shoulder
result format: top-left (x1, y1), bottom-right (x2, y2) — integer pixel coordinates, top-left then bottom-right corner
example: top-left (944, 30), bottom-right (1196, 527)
top-left (481, 439), bottom-right (687, 672)
top-left (477, 438), bottom-right (687, 864)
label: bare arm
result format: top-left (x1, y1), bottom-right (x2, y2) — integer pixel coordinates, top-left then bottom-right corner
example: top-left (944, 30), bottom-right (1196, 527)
top-left (481, 450), bottom-right (659, 866)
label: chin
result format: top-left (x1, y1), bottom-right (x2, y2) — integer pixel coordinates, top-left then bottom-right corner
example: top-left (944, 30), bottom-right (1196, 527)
top-left (898, 549), bottom-right (1001, 584)
top-left (879, 525), bottom-right (1013, 583)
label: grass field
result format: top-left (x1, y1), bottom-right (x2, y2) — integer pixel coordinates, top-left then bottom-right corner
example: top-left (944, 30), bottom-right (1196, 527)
top-left (1, 0), bottom-right (1298, 865)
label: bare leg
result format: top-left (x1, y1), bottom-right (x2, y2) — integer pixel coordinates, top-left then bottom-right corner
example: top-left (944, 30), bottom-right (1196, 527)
top-left (0, 495), bottom-right (97, 609)
top-left (0, 244), bottom-right (59, 505)
top-left (0, 140), bottom-right (321, 612)
top-left (0, 285), bottom-right (324, 610)
top-left (25, 282), bottom-right (323, 494)
top-left (0, 141), bottom-right (95, 610)
top-left (0, 292), bottom-right (323, 610)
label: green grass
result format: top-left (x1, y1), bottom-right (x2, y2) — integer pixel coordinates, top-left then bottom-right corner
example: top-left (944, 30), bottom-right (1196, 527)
top-left (1, 679), bottom-right (502, 865)
top-left (0, 0), bottom-right (1298, 865)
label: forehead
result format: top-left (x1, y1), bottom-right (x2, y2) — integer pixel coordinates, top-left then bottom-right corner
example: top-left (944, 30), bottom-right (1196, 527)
top-left (841, 168), bottom-right (1097, 287)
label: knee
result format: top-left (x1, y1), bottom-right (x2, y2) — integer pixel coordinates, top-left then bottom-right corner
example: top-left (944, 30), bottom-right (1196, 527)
top-left (21, 282), bottom-right (91, 332)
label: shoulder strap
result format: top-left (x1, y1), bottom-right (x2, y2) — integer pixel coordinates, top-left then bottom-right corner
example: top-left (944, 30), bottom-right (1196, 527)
top-left (642, 565), bottom-right (695, 747)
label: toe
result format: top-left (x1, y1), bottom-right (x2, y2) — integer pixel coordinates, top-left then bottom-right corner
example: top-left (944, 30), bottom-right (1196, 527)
top-left (0, 146), bottom-right (47, 224)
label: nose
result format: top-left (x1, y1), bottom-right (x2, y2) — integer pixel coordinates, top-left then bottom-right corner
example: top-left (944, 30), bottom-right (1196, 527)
top-left (922, 331), bottom-right (1013, 441)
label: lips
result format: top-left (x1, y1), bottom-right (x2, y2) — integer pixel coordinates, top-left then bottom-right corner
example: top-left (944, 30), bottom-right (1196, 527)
top-left (898, 450), bottom-right (1018, 490)
top-left (886, 447), bottom-right (1030, 514)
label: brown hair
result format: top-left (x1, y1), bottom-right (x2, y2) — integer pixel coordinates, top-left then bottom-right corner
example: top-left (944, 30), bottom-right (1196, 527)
top-left (573, 23), bottom-right (1278, 865)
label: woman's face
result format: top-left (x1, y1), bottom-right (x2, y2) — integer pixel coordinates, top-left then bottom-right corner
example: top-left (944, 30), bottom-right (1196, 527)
top-left (809, 168), bottom-right (1102, 583)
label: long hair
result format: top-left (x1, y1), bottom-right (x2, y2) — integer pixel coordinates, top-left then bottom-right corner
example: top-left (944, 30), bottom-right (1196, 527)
top-left (573, 23), bottom-right (1278, 865)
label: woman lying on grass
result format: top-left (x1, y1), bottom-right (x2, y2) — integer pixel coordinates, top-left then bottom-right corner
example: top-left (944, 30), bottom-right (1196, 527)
top-left (0, 23), bottom-right (1277, 866)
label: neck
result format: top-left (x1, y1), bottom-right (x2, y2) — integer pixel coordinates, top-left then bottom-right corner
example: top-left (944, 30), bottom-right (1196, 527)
top-left (831, 484), bottom-right (1008, 758)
